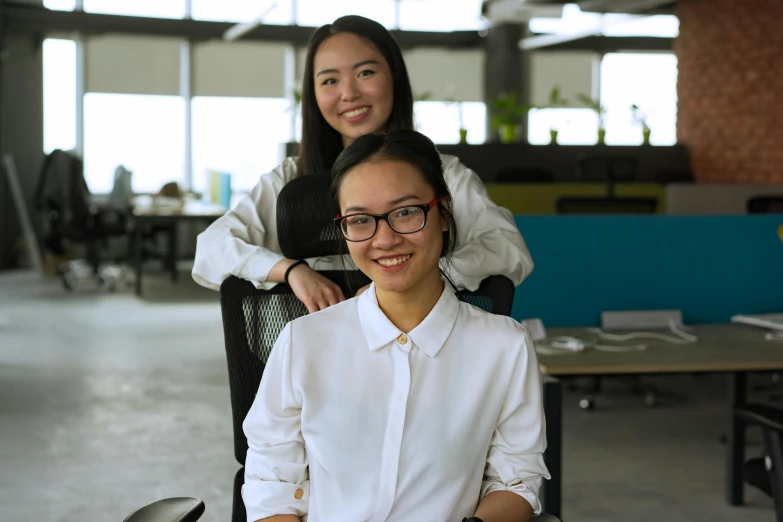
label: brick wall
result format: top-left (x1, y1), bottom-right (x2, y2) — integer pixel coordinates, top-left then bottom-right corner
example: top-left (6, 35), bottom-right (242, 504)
top-left (675, 0), bottom-right (783, 183)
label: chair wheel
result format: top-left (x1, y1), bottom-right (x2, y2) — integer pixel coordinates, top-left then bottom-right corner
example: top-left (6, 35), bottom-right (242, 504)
top-left (579, 397), bottom-right (594, 410)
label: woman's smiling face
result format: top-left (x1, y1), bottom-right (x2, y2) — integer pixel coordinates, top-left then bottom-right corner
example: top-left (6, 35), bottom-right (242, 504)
top-left (338, 158), bottom-right (446, 295)
top-left (313, 32), bottom-right (395, 147)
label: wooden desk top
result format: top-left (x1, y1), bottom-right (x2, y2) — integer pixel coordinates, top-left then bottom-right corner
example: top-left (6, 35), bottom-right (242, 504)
top-left (133, 199), bottom-right (227, 218)
top-left (537, 324), bottom-right (783, 376)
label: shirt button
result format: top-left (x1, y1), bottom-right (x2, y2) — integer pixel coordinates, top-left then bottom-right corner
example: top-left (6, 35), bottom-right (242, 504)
top-left (397, 334), bottom-right (408, 345)
top-left (294, 488), bottom-right (304, 499)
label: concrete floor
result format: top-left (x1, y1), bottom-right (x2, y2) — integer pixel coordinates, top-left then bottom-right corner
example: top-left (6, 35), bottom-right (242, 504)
top-left (0, 269), bottom-right (776, 522)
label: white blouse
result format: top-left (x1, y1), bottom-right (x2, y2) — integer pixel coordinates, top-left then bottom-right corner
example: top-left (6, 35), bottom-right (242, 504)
top-left (191, 154), bottom-right (534, 292)
top-left (242, 283), bottom-right (550, 522)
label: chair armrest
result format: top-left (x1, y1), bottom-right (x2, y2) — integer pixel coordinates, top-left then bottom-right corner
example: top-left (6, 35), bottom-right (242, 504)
top-left (533, 514), bottom-right (563, 522)
top-left (123, 497), bottom-right (205, 522)
top-left (735, 403), bottom-right (783, 434)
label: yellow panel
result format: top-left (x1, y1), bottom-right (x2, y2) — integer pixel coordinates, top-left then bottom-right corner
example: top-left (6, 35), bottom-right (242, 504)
top-left (485, 183), bottom-right (666, 215)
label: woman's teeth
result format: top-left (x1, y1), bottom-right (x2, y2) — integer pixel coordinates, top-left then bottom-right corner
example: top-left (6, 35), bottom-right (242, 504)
top-left (344, 107), bottom-right (369, 118)
top-left (377, 255), bottom-right (411, 267)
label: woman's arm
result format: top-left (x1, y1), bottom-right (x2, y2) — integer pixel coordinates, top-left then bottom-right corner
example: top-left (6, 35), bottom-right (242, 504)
top-left (243, 324), bottom-right (310, 522)
top-left (441, 155), bottom-right (534, 291)
top-left (479, 323), bottom-right (550, 518)
top-left (474, 490), bottom-right (533, 522)
top-left (191, 160), bottom-right (295, 291)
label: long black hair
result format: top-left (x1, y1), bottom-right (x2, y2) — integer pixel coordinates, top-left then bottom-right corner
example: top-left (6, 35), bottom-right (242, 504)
top-left (297, 15), bottom-right (415, 177)
top-left (330, 130), bottom-right (457, 262)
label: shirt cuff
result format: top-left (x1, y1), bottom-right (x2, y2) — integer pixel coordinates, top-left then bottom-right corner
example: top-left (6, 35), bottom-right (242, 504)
top-left (242, 479), bottom-right (309, 522)
top-left (238, 249), bottom-right (286, 291)
top-left (481, 476), bottom-right (543, 515)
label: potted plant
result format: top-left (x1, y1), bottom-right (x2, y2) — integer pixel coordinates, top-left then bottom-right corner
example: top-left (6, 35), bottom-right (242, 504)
top-left (492, 91), bottom-right (530, 143)
top-left (445, 97), bottom-right (468, 143)
top-left (631, 103), bottom-right (652, 145)
top-left (577, 93), bottom-right (608, 144)
top-left (544, 86), bottom-right (570, 145)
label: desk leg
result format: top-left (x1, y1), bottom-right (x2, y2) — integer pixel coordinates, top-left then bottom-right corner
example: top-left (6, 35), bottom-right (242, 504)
top-left (726, 371), bottom-right (747, 505)
top-left (134, 222), bottom-right (143, 297)
top-left (168, 220), bottom-right (179, 283)
top-left (542, 377), bottom-right (562, 518)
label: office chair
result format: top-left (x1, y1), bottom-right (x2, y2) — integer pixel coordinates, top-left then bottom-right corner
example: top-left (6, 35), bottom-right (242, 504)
top-left (735, 403), bottom-right (783, 522)
top-left (556, 197), bottom-right (657, 214)
top-left (122, 171), bottom-right (560, 522)
top-left (34, 149), bottom-right (132, 290)
top-left (747, 196), bottom-right (783, 214)
top-left (495, 167), bottom-right (555, 183)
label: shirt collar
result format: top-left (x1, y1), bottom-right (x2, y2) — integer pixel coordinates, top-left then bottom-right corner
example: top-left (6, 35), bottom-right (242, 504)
top-left (357, 282), bottom-right (460, 358)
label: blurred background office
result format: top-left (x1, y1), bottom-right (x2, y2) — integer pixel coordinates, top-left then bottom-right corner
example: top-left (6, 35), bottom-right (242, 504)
top-left (1, 1), bottom-right (782, 522)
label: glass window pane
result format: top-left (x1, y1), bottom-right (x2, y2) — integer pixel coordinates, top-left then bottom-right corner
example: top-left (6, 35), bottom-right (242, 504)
top-left (44, 0), bottom-right (76, 11)
top-left (296, 0), bottom-right (395, 28)
top-left (528, 108), bottom-right (599, 145)
top-left (192, 97), bottom-right (293, 194)
top-left (84, 94), bottom-right (186, 193)
top-left (43, 39), bottom-right (77, 154)
top-left (529, 3), bottom-right (678, 37)
top-left (83, 0), bottom-right (186, 19)
top-left (600, 53), bottom-right (678, 145)
top-left (192, 0), bottom-right (294, 25)
top-left (414, 101), bottom-right (486, 145)
top-left (398, 0), bottom-right (485, 31)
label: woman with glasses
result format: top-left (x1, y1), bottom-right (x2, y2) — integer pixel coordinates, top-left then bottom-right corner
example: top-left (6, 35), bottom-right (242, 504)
top-left (242, 130), bottom-right (549, 522)
top-left (191, 15), bottom-right (534, 314)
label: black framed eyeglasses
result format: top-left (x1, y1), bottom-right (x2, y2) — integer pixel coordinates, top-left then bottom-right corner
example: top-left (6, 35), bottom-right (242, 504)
top-left (334, 197), bottom-right (443, 242)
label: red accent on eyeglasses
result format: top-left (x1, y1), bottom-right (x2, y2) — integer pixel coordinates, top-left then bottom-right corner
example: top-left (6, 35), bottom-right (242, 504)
top-left (335, 197), bottom-right (443, 220)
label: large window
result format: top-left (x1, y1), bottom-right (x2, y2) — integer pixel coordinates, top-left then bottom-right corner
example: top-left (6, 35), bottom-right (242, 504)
top-left (295, 0), bottom-right (395, 28)
top-left (527, 52), bottom-right (678, 145)
top-left (82, 0), bottom-right (187, 19)
top-left (83, 94), bottom-right (186, 193)
top-left (43, 39), bottom-right (77, 154)
top-left (191, 0), bottom-right (294, 25)
top-left (529, 3), bottom-right (678, 37)
top-left (527, 108), bottom-right (598, 145)
top-left (414, 102), bottom-right (486, 145)
top-left (191, 97), bottom-right (293, 194)
top-left (43, 0), bottom-right (76, 10)
top-left (397, 0), bottom-right (484, 31)
top-left (600, 53), bottom-right (678, 146)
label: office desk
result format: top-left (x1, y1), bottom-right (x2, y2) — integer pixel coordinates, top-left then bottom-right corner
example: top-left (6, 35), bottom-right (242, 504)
top-left (132, 200), bottom-right (226, 296)
top-left (537, 323), bottom-right (783, 518)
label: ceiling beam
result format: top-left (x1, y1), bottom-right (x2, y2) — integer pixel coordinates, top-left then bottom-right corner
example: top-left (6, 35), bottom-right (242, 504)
top-left (3, 2), bottom-right (484, 49)
top-left (532, 34), bottom-right (673, 52)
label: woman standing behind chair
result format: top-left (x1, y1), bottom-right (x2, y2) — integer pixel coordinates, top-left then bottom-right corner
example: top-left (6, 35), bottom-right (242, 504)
top-left (192, 15), bottom-right (533, 313)
top-left (243, 130), bottom-right (549, 522)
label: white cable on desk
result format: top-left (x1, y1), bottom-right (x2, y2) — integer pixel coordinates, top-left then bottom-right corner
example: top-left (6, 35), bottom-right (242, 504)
top-left (535, 321), bottom-right (698, 355)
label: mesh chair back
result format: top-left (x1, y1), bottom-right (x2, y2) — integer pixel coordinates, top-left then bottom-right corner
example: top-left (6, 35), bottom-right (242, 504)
top-left (276, 171), bottom-right (344, 260)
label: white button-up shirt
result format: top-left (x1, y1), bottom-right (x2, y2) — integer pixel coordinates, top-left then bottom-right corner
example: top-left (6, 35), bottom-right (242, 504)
top-left (242, 283), bottom-right (550, 522)
top-left (191, 154), bottom-right (534, 292)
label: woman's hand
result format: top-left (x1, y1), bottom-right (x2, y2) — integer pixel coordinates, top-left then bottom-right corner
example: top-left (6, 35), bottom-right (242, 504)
top-left (287, 263), bottom-right (346, 313)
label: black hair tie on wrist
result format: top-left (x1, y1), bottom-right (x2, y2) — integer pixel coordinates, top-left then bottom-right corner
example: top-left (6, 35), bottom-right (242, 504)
top-left (284, 259), bottom-right (308, 286)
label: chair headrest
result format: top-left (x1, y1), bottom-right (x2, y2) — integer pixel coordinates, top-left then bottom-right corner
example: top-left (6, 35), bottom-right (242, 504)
top-left (277, 171), bottom-right (344, 260)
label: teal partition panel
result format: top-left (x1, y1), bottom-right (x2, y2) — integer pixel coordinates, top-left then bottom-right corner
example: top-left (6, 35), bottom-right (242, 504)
top-left (513, 216), bottom-right (783, 326)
